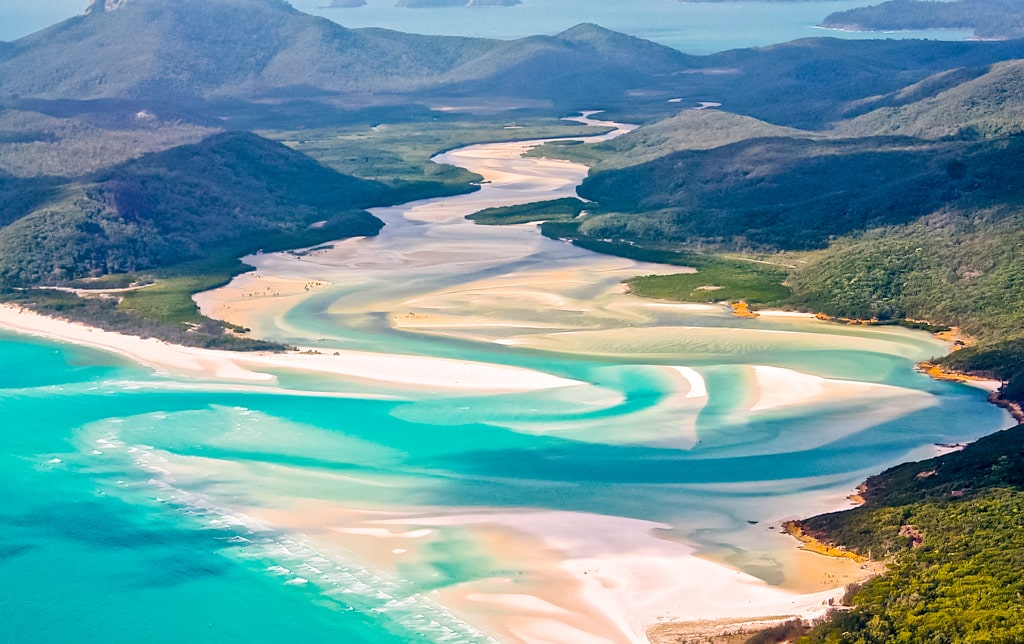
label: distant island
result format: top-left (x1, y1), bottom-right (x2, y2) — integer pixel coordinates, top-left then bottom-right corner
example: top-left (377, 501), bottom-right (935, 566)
top-left (822, 0), bottom-right (1024, 40)
top-left (396, 0), bottom-right (520, 7)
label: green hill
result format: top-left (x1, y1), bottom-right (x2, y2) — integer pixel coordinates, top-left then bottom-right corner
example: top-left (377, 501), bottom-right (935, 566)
top-left (839, 59), bottom-right (1024, 139)
top-left (576, 134), bottom-right (1024, 251)
top-left (682, 37), bottom-right (1024, 129)
top-left (433, 23), bottom-right (694, 103)
top-left (4, 0), bottom-right (1024, 131)
top-left (794, 423), bottom-right (1024, 643)
top-left (529, 109), bottom-right (806, 171)
top-left (0, 131), bottom-right (385, 285)
top-left (0, 1), bottom-right (694, 108)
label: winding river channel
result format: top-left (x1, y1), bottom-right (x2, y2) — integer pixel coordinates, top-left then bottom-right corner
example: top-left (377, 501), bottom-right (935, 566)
top-left (0, 115), bottom-right (1013, 643)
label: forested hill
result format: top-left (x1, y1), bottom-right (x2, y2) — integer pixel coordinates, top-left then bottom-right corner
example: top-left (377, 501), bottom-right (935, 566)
top-left (837, 59), bottom-right (1024, 139)
top-left (575, 134), bottom-right (1024, 251)
top-left (3, 0), bottom-right (1024, 130)
top-left (0, 0), bottom-right (694, 107)
top-left (823, 0), bottom-right (1024, 40)
top-left (795, 423), bottom-right (1024, 642)
top-left (0, 132), bottom-right (386, 285)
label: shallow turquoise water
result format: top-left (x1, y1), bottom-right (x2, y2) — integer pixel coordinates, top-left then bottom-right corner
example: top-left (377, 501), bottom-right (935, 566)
top-left (0, 130), bottom-right (1012, 641)
top-left (0, 317), bottom-right (1009, 641)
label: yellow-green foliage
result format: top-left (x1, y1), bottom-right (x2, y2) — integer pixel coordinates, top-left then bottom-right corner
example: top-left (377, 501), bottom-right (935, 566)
top-left (801, 426), bottom-right (1024, 643)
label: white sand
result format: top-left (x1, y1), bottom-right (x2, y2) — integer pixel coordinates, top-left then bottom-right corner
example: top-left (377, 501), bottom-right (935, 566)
top-left (750, 365), bottom-right (901, 412)
top-left (375, 510), bottom-right (853, 643)
top-left (0, 304), bottom-right (582, 394)
top-left (672, 366), bottom-right (708, 399)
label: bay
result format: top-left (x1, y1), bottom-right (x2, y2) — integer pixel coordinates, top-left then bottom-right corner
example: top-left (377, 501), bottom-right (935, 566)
top-left (0, 120), bottom-right (1011, 642)
top-left (300, 0), bottom-right (975, 54)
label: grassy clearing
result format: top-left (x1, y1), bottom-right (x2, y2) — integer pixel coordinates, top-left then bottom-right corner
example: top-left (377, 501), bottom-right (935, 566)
top-left (626, 266), bottom-right (790, 305)
top-left (261, 117), bottom-right (612, 196)
top-left (118, 257), bottom-right (249, 327)
top-left (558, 237), bottom-right (791, 305)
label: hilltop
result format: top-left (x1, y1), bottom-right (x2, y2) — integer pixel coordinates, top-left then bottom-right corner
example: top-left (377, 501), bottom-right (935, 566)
top-left (0, 0), bottom-right (693, 107)
top-left (0, 131), bottom-right (385, 285)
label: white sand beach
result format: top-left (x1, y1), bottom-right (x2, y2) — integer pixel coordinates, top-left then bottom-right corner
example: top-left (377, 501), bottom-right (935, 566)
top-left (0, 118), bottom-right (965, 644)
top-left (0, 304), bottom-right (582, 394)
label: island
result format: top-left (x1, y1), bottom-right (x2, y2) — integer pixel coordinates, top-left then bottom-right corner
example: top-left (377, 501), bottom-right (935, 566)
top-left (822, 0), bottom-right (1024, 40)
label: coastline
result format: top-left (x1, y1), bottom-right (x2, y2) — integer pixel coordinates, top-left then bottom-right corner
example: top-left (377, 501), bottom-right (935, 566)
top-left (0, 302), bottom-right (886, 643)
top-left (0, 304), bottom-right (583, 395)
top-left (1, 123), bottom-right (1009, 644)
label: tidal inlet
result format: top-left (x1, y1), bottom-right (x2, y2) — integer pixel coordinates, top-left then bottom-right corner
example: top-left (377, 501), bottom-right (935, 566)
top-left (0, 116), bottom-right (1005, 644)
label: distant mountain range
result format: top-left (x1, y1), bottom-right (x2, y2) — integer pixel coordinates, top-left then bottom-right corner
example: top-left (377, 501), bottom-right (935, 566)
top-left (3, 0), bottom-right (1024, 130)
top-left (0, 0), bottom-right (692, 107)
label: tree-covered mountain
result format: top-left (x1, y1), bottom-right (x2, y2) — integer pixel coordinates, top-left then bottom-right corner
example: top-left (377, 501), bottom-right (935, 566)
top-left (576, 134), bottom-right (1024, 251)
top-left (0, 131), bottom-right (386, 285)
top-left (691, 37), bottom-right (1024, 129)
top-left (838, 59), bottom-right (1024, 139)
top-left (0, 0), bottom-right (694, 107)
top-left (3, 0), bottom-right (1024, 131)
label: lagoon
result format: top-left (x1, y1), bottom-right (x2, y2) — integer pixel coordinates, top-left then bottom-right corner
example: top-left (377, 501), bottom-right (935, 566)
top-left (0, 118), bottom-right (1012, 642)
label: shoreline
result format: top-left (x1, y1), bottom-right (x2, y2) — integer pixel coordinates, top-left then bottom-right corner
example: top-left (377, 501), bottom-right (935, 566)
top-left (1, 119), bottom-right (1010, 643)
top-left (0, 304), bottom-right (583, 395)
top-left (0, 299), bottom-right (904, 643)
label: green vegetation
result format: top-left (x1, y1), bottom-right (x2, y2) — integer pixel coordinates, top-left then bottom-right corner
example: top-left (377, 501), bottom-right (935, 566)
top-left (823, 0), bottom-right (1024, 40)
top-left (0, 106), bottom-right (218, 178)
top-left (262, 117), bottom-right (610, 200)
top-left (0, 130), bottom-right (393, 349)
top-left (467, 198), bottom-right (586, 225)
top-left (793, 424), bottom-right (1024, 643)
top-left (938, 340), bottom-right (1024, 404)
top-left (838, 60), bottom-right (1024, 140)
top-left (787, 209), bottom-right (1024, 337)
top-left (576, 135), bottom-right (1024, 251)
top-left (528, 109), bottom-right (805, 172)
top-left (0, 131), bottom-right (385, 285)
top-left (627, 262), bottom-right (789, 305)
top-left (2, 258), bottom-right (284, 351)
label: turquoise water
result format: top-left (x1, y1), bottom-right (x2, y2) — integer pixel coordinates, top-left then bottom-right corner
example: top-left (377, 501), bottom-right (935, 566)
top-left (0, 128), bottom-right (1013, 642)
top-left (300, 0), bottom-right (975, 54)
top-left (0, 323), bottom-right (1009, 641)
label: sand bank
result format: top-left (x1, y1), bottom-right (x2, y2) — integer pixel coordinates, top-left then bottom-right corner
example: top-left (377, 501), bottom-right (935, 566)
top-left (342, 508), bottom-right (864, 643)
top-left (0, 304), bottom-right (582, 394)
top-left (227, 490), bottom-right (865, 644)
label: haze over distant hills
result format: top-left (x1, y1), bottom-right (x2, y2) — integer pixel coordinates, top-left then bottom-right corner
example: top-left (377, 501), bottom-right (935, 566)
top-left (3, 0), bottom-right (1024, 133)
top-left (0, 0), bottom-right (693, 107)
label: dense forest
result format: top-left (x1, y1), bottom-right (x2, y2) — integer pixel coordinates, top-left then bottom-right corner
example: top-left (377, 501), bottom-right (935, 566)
top-left (792, 425), bottom-right (1024, 643)
top-left (0, 131), bottom-right (392, 349)
top-left (0, 131), bottom-right (387, 286)
top-left (823, 0), bottom-right (1024, 40)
